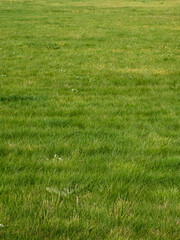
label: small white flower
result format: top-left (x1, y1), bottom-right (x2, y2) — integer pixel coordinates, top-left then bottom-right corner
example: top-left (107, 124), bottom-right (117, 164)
top-left (71, 89), bottom-right (78, 92)
top-left (0, 224), bottom-right (4, 228)
top-left (53, 154), bottom-right (62, 161)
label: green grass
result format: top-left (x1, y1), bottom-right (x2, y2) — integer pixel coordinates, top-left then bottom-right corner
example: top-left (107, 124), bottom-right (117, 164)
top-left (0, 0), bottom-right (180, 239)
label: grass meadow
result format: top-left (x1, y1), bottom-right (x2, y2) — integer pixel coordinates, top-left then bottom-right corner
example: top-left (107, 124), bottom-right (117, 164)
top-left (0, 0), bottom-right (180, 239)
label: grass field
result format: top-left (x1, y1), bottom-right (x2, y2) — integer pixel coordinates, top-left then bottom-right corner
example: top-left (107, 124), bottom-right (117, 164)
top-left (0, 0), bottom-right (180, 239)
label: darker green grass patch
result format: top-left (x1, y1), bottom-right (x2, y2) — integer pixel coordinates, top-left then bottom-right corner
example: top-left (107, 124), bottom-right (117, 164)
top-left (0, 95), bottom-right (44, 102)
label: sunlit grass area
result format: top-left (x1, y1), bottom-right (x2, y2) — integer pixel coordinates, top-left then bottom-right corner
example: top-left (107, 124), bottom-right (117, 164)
top-left (0, 0), bottom-right (180, 239)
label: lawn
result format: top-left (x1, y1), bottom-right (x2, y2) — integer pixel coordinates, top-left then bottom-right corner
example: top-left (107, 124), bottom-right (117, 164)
top-left (0, 0), bottom-right (180, 239)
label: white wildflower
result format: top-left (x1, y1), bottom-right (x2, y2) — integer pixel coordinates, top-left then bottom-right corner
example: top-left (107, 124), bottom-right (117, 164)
top-left (71, 89), bottom-right (78, 92)
top-left (53, 154), bottom-right (62, 161)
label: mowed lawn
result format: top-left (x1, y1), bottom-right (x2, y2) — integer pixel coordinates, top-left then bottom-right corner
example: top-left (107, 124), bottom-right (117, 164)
top-left (0, 0), bottom-right (180, 239)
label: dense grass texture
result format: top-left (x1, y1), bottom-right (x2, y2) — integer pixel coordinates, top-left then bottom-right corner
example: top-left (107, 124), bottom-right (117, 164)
top-left (0, 0), bottom-right (180, 239)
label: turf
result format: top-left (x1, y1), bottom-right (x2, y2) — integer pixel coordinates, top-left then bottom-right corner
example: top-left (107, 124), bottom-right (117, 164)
top-left (0, 0), bottom-right (180, 239)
